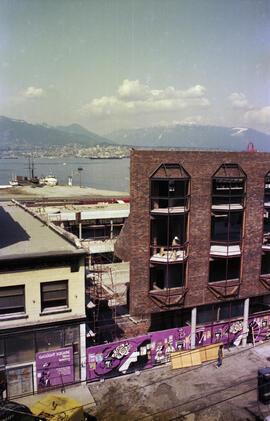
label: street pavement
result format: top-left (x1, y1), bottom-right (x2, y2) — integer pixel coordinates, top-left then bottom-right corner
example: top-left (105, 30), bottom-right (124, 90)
top-left (87, 341), bottom-right (270, 421)
top-left (15, 341), bottom-right (270, 420)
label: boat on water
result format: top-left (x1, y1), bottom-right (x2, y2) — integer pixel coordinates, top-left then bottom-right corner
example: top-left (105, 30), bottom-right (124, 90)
top-left (39, 175), bottom-right (58, 186)
top-left (9, 174), bottom-right (19, 187)
top-left (9, 157), bottom-right (58, 187)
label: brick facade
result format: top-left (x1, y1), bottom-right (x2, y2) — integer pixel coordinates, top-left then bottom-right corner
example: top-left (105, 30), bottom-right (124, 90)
top-left (129, 150), bottom-right (270, 316)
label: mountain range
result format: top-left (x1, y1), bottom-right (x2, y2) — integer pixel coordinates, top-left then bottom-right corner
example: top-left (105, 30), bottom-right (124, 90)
top-left (106, 125), bottom-right (270, 152)
top-left (1, 115), bottom-right (270, 152)
top-left (0, 116), bottom-right (111, 150)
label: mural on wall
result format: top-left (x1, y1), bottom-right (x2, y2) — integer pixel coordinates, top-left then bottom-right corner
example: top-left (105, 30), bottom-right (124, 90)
top-left (248, 315), bottom-right (270, 342)
top-left (86, 315), bottom-right (270, 382)
top-left (87, 326), bottom-right (191, 381)
top-left (196, 315), bottom-right (270, 348)
top-left (36, 347), bottom-right (74, 390)
top-left (150, 326), bottom-right (191, 365)
top-left (87, 336), bottom-right (151, 381)
top-left (195, 326), bottom-right (212, 347)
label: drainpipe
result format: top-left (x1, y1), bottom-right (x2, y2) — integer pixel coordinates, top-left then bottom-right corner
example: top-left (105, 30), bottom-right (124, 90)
top-left (80, 323), bottom-right (86, 382)
top-left (191, 307), bottom-right (197, 349)
top-left (76, 212), bottom-right (82, 240)
top-left (110, 219), bottom-right (113, 240)
top-left (242, 298), bottom-right (249, 347)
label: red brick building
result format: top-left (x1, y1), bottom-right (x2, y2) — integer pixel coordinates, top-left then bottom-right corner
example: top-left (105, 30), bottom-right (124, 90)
top-left (127, 150), bottom-right (270, 345)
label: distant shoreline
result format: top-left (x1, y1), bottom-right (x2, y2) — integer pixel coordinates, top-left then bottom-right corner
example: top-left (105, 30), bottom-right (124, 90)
top-left (0, 184), bottom-right (129, 200)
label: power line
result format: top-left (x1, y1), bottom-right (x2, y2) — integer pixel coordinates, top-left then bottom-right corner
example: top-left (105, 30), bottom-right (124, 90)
top-left (53, 342), bottom-right (263, 413)
top-left (37, 371), bottom-right (266, 420)
top-left (167, 383), bottom-right (260, 421)
top-left (85, 343), bottom-right (268, 419)
top-left (135, 374), bottom-right (257, 421)
top-left (2, 341), bottom-right (266, 419)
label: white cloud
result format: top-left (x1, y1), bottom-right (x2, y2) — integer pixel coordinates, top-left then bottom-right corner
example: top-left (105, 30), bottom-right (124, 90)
top-left (228, 93), bottom-right (270, 133)
top-left (244, 106), bottom-right (270, 125)
top-left (117, 79), bottom-right (149, 101)
top-left (8, 86), bottom-right (46, 105)
top-left (21, 86), bottom-right (45, 99)
top-left (157, 116), bottom-right (204, 127)
top-left (228, 92), bottom-right (251, 109)
top-left (177, 115), bottom-right (204, 125)
top-left (79, 79), bottom-right (210, 117)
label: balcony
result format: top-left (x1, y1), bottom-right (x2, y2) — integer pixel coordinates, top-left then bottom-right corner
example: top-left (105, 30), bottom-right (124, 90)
top-left (211, 203), bottom-right (243, 211)
top-left (210, 244), bottom-right (241, 257)
top-left (150, 247), bottom-right (187, 264)
top-left (151, 205), bottom-right (188, 215)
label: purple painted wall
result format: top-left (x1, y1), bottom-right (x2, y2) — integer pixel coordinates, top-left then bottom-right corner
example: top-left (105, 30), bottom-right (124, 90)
top-left (196, 314), bottom-right (270, 347)
top-left (36, 347), bottom-right (74, 390)
top-left (87, 326), bottom-right (191, 381)
top-left (248, 315), bottom-right (270, 342)
top-left (87, 314), bottom-right (270, 382)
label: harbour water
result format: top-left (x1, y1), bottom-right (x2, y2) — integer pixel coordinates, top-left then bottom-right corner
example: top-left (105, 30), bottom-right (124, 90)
top-left (0, 157), bottom-right (130, 192)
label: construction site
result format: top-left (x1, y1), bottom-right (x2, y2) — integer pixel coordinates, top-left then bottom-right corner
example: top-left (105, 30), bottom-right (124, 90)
top-left (21, 197), bottom-right (148, 348)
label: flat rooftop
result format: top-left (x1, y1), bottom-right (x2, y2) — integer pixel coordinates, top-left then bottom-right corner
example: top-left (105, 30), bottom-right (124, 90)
top-left (0, 201), bottom-right (85, 260)
top-left (31, 201), bottom-right (130, 221)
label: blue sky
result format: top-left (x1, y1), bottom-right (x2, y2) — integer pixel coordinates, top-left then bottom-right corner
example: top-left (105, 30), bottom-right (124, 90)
top-left (0, 0), bottom-right (270, 134)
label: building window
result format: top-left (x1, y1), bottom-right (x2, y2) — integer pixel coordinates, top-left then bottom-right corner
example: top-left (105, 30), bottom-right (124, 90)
top-left (197, 299), bottom-right (244, 325)
top-left (261, 253), bottom-right (270, 275)
top-left (261, 172), bottom-right (270, 277)
top-left (249, 295), bottom-right (270, 315)
top-left (209, 257), bottom-right (241, 283)
top-left (6, 365), bottom-right (33, 399)
top-left (149, 308), bottom-right (191, 331)
top-left (6, 333), bottom-right (35, 365)
top-left (41, 280), bottom-right (68, 312)
top-left (0, 285), bottom-right (25, 315)
top-left (150, 263), bottom-right (186, 290)
top-left (149, 163), bottom-right (190, 292)
top-left (209, 164), bottom-right (246, 285)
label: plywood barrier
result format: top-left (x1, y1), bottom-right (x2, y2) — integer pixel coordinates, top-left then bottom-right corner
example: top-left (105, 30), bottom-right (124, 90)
top-left (171, 342), bottom-right (223, 370)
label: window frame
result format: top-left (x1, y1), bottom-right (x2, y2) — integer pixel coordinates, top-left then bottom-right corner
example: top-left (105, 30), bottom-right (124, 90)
top-left (40, 280), bottom-right (68, 313)
top-left (0, 285), bottom-right (25, 316)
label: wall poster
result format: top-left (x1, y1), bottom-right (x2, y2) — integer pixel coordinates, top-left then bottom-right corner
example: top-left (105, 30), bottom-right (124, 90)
top-left (36, 347), bottom-right (74, 390)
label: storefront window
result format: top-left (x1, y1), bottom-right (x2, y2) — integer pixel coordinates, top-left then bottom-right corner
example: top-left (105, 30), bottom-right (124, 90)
top-left (0, 340), bottom-right (4, 367)
top-left (6, 334), bottom-right (35, 365)
top-left (36, 329), bottom-right (64, 352)
top-left (64, 326), bottom-right (79, 346)
top-left (64, 326), bottom-right (80, 380)
top-left (149, 309), bottom-right (191, 332)
top-left (197, 305), bottom-right (213, 325)
top-left (219, 303), bottom-right (230, 321)
top-left (231, 300), bottom-right (244, 318)
top-left (198, 300), bottom-right (244, 325)
top-left (6, 365), bottom-right (33, 398)
top-left (249, 295), bottom-right (270, 315)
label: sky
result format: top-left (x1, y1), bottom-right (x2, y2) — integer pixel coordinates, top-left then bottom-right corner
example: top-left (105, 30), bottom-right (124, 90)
top-left (0, 0), bottom-right (270, 135)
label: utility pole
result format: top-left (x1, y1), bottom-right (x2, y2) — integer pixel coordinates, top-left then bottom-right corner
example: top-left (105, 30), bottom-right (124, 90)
top-left (78, 167), bottom-right (83, 188)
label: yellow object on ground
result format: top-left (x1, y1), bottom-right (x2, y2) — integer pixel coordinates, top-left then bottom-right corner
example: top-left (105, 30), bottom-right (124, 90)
top-left (171, 342), bottom-right (223, 370)
top-left (30, 394), bottom-right (84, 421)
top-left (199, 342), bottom-right (224, 363)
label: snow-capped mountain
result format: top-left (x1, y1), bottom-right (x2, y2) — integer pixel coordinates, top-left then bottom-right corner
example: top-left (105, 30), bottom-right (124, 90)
top-left (107, 124), bottom-right (270, 151)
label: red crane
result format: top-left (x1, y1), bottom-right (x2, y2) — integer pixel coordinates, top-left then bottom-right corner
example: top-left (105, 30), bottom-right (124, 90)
top-left (247, 142), bottom-right (257, 152)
